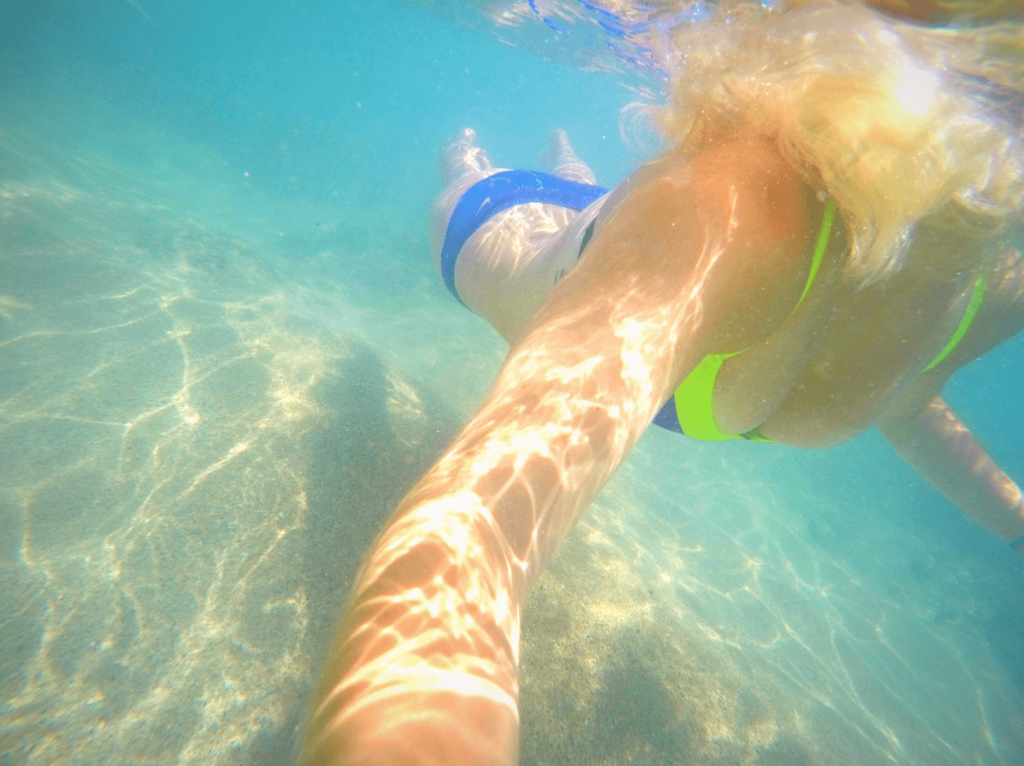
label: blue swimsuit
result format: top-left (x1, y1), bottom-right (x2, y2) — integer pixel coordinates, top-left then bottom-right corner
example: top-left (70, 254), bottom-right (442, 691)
top-left (440, 170), bottom-right (609, 307)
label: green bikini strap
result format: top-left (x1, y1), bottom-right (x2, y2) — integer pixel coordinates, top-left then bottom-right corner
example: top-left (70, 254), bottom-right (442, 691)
top-left (922, 276), bottom-right (987, 373)
top-left (671, 198), bottom-right (837, 442)
top-left (798, 198), bottom-right (836, 311)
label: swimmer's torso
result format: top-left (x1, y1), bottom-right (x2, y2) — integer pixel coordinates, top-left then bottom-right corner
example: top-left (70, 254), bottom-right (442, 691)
top-left (435, 139), bottom-right (1020, 449)
top-left (720, 220), bottom-right (994, 446)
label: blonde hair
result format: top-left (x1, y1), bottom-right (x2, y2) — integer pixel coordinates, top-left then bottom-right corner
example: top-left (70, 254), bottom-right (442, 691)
top-left (657, 0), bottom-right (1024, 283)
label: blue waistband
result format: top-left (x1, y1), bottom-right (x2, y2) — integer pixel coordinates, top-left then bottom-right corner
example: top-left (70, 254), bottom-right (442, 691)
top-left (439, 170), bottom-right (608, 305)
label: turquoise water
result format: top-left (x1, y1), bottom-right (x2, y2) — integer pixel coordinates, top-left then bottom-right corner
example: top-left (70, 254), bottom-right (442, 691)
top-left (1, 1), bottom-right (1023, 764)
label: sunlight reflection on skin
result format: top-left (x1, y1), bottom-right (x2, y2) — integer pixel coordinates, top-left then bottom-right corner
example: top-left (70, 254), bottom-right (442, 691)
top-left (300, 166), bottom-right (752, 766)
top-left (474, 204), bottom-right (576, 276)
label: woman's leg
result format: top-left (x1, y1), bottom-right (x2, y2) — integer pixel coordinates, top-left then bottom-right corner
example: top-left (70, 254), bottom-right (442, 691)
top-left (546, 128), bottom-right (598, 185)
top-left (429, 129), bottom-right (500, 257)
top-left (442, 127), bottom-right (494, 186)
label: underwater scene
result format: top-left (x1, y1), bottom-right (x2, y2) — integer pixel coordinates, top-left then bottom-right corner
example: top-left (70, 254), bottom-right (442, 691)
top-left (1, 1), bottom-right (1023, 764)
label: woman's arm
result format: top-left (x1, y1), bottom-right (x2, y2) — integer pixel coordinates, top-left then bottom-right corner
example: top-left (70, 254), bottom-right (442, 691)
top-left (879, 396), bottom-right (1024, 549)
top-left (299, 134), bottom-right (822, 766)
top-left (299, 288), bottom-right (670, 766)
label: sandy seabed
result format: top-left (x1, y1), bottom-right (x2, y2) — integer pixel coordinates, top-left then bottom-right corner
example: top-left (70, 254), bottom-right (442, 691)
top-left (1, 116), bottom-right (1022, 766)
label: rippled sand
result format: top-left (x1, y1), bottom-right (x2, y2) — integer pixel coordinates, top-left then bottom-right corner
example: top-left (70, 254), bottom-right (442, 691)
top-left (520, 453), bottom-right (1024, 766)
top-left (1, 110), bottom-right (1022, 766)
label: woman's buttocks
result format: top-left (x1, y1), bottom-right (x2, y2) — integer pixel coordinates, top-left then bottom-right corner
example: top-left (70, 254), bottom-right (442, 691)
top-left (456, 197), bottom-right (608, 343)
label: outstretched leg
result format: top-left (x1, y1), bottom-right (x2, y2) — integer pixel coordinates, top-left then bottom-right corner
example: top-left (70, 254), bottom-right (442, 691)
top-left (546, 128), bottom-right (598, 185)
top-left (441, 127), bottom-right (494, 186)
top-left (430, 129), bottom-right (502, 258)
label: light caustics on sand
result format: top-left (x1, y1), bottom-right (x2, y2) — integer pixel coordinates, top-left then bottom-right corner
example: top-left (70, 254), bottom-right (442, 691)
top-left (0, 279), bottom-right (325, 763)
top-left (0, 171), bottom-right (350, 765)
